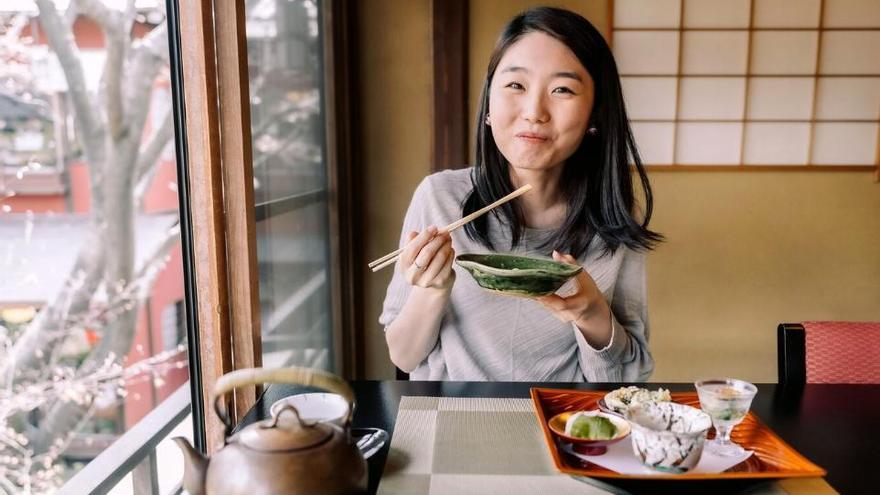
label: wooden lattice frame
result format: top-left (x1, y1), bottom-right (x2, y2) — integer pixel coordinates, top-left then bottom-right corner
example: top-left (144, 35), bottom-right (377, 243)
top-left (608, 0), bottom-right (880, 176)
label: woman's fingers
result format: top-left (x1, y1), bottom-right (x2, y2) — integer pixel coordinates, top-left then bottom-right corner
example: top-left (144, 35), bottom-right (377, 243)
top-left (543, 251), bottom-right (608, 325)
top-left (552, 250), bottom-right (579, 265)
top-left (401, 228), bottom-right (457, 288)
top-left (412, 232), bottom-right (450, 271)
top-left (406, 239), bottom-right (456, 289)
top-left (538, 294), bottom-right (578, 322)
top-left (538, 293), bottom-right (575, 313)
top-left (440, 246), bottom-right (455, 274)
top-left (436, 243), bottom-right (455, 287)
top-left (402, 225), bottom-right (438, 267)
top-left (538, 293), bottom-right (565, 309)
top-left (541, 251), bottom-right (582, 320)
top-left (418, 243), bottom-right (451, 283)
top-left (553, 250), bottom-right (594, 292)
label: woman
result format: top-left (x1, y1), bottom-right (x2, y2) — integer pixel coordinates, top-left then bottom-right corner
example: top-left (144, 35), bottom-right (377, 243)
top-left (380, 7), bottom-right (662, 382)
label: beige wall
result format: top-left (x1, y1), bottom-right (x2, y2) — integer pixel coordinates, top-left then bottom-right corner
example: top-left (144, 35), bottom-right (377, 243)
top-left (358, 0), bottom-right (432, 379)
top-left (358, 1), bottom-right (880, 381)
top-left (649, 172), bottom-right (880, 381)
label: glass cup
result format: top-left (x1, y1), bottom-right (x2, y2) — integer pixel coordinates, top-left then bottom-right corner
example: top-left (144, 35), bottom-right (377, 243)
top-left (694, 378), bottom-right (758, 457)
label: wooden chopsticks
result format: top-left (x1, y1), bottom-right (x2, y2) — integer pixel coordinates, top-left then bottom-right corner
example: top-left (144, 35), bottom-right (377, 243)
top-left (368, 184), bottom-right (533, 272)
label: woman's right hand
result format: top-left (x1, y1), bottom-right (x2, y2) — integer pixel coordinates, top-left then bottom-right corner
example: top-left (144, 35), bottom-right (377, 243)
top-left (400, 225), bottom-right (456, 290)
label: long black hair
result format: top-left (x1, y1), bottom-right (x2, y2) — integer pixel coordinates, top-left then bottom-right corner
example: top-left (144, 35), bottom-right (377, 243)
top-left (463, 6), bottom-right (662, 258)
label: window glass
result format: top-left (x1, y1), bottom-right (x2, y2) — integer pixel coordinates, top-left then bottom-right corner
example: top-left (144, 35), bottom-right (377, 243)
top-left (245, 0), bottom-right (335, 371)
top-left (0, 3), bottom-right (191, 491)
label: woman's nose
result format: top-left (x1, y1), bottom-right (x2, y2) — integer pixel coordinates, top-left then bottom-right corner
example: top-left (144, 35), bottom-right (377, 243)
top-left (521, 92), bottom-right (549, 124)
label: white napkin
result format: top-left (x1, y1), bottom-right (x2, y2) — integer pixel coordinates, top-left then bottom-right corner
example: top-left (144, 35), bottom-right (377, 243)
top-left (562, 438), bottom-right (753, 475)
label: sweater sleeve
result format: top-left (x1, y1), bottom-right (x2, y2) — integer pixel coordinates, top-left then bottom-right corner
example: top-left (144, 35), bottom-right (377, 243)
top-left (378, 177), bottom-right (432, 329)
top-left (573, 247), bottom-right (654, 382)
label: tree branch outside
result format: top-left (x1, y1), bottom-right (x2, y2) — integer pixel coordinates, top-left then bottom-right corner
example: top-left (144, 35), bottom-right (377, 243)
top-left (0, 2), bottom-right (183, 491)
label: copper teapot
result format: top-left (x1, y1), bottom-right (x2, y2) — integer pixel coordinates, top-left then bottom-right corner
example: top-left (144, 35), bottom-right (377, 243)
top-left (174, 367), bottom-right (367, 495)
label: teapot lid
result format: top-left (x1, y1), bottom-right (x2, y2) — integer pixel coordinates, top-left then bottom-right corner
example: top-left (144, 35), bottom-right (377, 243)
top-left (238, 407), bottom-right (336, 452)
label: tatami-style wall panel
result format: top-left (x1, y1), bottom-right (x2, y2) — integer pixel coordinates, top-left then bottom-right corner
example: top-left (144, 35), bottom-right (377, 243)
top-left (747, 78), bottom-right (814, 120)
top-left (824, 0), bottom-right (880, 27)
top-left (614, 31), bottom-right (680, 74)
top-left (614, 0), bottom-right (681, 28)
top-left (678, 78), bottom-right (746, 119)
top-left (631, 122), bottom-right (676, 164)
top-left (621, 77), bottom-right (678, 119)
top-left (683, 0), bottom-right (751, 28)
top-left (613, 0), bottom-right (880, 170)
top-left (752, 0), bottom-right (822, 28)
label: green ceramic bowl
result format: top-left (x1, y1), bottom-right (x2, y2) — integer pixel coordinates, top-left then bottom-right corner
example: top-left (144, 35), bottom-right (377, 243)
top-left (455, 253), bottom-right (582, 298)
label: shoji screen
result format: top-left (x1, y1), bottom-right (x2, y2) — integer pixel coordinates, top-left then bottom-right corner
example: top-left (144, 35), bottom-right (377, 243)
top-left (612, 0), bottom-right (880, 170)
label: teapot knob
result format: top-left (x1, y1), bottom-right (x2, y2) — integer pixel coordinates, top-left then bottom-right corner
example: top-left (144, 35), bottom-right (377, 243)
top-left (266, 404), bottom-right (312, 428)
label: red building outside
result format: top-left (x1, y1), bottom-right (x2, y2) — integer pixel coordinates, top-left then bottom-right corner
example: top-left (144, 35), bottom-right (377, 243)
top-left (0, 6), bottom-right (187, 447)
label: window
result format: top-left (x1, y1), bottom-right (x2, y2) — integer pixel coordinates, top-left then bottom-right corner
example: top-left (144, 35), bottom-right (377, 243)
top-left (246, 0), bottom-right (336, 372)
top-left (612, 0), bottom-right (880, 169)
top-left (0, 3), bottom-right (191, 492)
top-left (161, 300), bottom-right (186, 352)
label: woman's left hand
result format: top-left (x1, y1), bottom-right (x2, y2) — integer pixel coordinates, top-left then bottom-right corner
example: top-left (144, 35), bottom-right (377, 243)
top-left (537, 251), bottom-right (613, 348)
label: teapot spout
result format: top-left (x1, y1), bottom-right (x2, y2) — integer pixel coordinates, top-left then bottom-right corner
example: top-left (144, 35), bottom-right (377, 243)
top-left (173, 437), bottom-right (208, 495)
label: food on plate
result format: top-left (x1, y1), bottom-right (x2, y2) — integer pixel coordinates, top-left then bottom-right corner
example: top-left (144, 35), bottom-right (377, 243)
top-left (603, 386), bottom-right (671, 414)
top-left (564, 412), bottom-right (618, 440)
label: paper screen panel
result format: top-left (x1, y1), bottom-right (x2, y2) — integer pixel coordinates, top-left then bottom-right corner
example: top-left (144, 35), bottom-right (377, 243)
top-left (811, 123), bottom-right (879, 165)
top-left (819, 31), bottom-right (880, 74)
top-left (621, 77), bottom-right (678, 120)
top-left (823, 0), bottom-right (880, 27)
top-left (613, 31), bottom-right (680, 75)
top-left (611, 0), bottom-right (879, 169)
top-left (631, 122), bottom-right (675, 165)
top-left (750, 31), bottom-right (819, 75)
top-left (752, 0), bottom-right (821, 28)
top-left (743, 123), bottom-right (811, 165)
top-left (747, 77), bottom-right (815, 120)
top-left (614, 0), bottom-right (681, 28)
top-left (676, 123), bottom-right (743, 165)
top-left (814, 77), bottom-right (880, 120)
top-left (681, 31), bottom-right (749, 75)
top-left (683, 0), bottom-right (751, 28)
top-left (678, 77), bottom-right (746, 120)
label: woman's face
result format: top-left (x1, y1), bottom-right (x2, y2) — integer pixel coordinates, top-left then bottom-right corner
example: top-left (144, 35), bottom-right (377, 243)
top-left (487, 31), bottom-right (595, 173)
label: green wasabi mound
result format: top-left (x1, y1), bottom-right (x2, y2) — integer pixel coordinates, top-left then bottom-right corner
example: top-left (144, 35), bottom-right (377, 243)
top-left (568, 415), bottom-right (617, 440)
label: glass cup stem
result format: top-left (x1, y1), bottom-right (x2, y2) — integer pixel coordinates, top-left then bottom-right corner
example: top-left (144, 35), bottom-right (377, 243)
top-left (713, 425), bottom-right (733, 445)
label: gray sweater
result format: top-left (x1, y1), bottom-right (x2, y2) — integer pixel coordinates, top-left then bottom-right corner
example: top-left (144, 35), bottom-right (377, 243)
top-left (379, 168), bottom-right (653, 382)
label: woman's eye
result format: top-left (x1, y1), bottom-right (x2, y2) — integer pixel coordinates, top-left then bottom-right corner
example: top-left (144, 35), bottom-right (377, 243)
top-left (505, 82), bottom-right (524, 90)
top-left (552, 86), bottom-right (575, 95)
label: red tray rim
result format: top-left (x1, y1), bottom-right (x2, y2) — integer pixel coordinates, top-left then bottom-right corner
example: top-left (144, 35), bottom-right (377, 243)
top-left (530, 387), bottom-right (827, 481)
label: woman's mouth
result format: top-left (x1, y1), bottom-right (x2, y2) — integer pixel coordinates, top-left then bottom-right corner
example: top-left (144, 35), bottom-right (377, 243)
top-left (516, 132), bottom-right (550, 143)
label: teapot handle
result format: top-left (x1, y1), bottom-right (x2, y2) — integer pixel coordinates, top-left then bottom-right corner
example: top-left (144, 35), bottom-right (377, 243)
top-left (212, 367), bottom-right (355, 437)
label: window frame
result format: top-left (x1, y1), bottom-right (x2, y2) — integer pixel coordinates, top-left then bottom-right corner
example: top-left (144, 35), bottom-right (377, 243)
top-left (172, 0), bottom-right (361, 452)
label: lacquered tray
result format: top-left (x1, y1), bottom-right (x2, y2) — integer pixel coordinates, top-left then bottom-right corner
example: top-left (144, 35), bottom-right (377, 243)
top-left (531, 388), bottom-right (826, 480)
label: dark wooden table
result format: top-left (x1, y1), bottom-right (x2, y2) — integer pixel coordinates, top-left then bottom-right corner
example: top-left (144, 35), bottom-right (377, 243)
top-left (242, 381), bottom-right (879, 495)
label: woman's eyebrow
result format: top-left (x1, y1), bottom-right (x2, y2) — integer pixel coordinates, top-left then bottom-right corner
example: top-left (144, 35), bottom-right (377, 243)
top-left (553, 71), bottom-right (582, 82)
top-left (500, 65), bottom-right (528, 74)
top-left (499, 66), bottom-right (583, 82)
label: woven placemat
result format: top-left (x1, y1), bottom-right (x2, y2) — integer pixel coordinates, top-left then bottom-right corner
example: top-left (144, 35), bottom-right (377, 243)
top-left (376, 396), bottom-right (836, 495)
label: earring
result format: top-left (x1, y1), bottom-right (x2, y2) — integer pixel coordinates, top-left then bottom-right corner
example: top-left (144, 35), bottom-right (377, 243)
top-left (485, 114), bottom-right (491, 126)
top-left (587, 127), bottom-right (598, 136)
